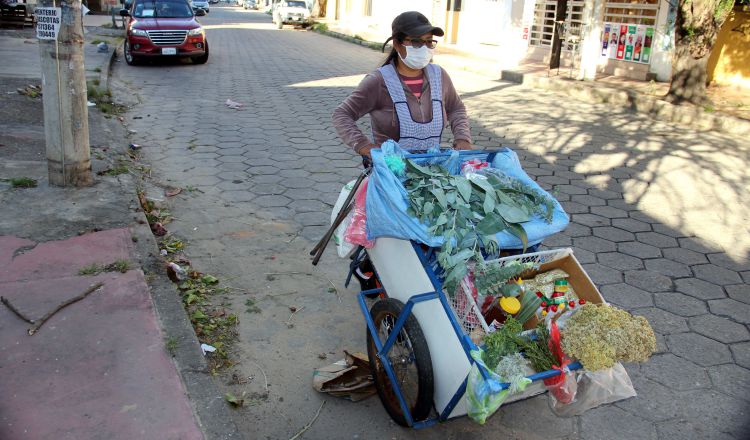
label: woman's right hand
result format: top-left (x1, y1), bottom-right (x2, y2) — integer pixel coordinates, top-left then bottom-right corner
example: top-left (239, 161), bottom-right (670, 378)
top-left (357, 143), bottom-right (378, 158)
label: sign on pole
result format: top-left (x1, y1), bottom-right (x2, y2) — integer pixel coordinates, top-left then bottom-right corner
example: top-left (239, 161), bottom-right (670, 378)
top-left (35, 7), bottom-right (62, 40)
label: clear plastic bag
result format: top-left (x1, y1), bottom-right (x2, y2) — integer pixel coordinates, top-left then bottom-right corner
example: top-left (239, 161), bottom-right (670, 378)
top-left (466, 350), bottom-right (531, 425)
top-left (331, 180), bottom-right (356, 258)
top-left (549, 362), bottom-right (636, 417)
top-left (344, 178), bottom-right (374, 249)
top-left (543, 368), bottom-right (577, 404)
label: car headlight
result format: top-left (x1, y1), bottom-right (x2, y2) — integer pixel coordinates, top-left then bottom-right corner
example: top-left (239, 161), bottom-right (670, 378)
top-left (130, 28), bottom-right (148, 37)
top-left (188, 27), bottom-right (204, 36)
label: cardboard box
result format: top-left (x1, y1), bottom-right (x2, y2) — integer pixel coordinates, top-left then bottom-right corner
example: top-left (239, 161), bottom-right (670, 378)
top-left (520, 251), bottom-right (607, 329)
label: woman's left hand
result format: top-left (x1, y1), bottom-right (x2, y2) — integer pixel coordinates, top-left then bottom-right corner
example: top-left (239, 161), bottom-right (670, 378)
top-left (453, 140), bottom-right (475, 150)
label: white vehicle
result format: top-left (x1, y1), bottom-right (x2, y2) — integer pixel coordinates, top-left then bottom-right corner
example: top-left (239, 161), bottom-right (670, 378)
top-left (191, 0), bottom-right (209, 12)
top-left (272, 0), bottom-right (310, 29)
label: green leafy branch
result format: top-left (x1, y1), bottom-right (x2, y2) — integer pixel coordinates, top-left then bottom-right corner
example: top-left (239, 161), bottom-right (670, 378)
top-left (405, 161), bottom-right (554, 294)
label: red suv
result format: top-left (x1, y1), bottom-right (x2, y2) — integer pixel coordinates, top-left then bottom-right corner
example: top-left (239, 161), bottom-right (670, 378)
top-left (120, 0), bottom-right (209, 65)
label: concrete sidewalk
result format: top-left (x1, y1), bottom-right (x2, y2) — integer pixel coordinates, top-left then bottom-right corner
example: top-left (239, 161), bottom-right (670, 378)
top-left (0, 24), bottom-right (241, 440)
top-left (0, 230), bottom-right (203, 440)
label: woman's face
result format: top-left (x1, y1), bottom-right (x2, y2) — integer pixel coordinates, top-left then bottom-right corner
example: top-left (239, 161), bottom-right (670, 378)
top-left (395, 32), bottom-right (434, 59)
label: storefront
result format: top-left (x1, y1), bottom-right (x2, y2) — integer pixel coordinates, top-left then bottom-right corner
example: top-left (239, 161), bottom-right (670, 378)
top-left (524, 0), bottom-right (675, 81)
top-left (323, 0), bottom-right (677, 82)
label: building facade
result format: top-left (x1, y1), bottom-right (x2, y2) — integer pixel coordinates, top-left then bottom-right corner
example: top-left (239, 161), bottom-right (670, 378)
top-left (324, 0), bottom-right (679, 82)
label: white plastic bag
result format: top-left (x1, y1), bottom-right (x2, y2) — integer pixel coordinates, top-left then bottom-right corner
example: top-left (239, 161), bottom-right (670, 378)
top-left (549, 362), bottom-right (636, 417)
top-left (331, 180), bottom-right (356, 258)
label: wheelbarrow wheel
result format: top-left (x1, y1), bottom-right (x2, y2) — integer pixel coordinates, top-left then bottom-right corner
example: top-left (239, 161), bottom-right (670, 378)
top-left (367, 298), bottom-right (434, 426)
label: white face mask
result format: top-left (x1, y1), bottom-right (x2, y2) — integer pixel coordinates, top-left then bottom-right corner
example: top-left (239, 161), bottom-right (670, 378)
top-left (399, 44), bottom-right (434, 70)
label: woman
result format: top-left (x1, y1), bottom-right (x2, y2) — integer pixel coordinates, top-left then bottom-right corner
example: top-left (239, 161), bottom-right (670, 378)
top-left (332, 11), bottom-right (473, 164)
top-left (332, 12), bottom-right (473, 291)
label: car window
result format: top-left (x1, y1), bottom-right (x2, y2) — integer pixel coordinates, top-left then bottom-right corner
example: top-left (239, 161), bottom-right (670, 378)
top-left (133, 0), bottom-right (193, 18)
top-left (285, 1), bottom-right (305, 7)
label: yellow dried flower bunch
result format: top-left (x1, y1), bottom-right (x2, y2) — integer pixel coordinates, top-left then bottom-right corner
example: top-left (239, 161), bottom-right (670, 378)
top-left (561, 304), bottom-right (656, 371)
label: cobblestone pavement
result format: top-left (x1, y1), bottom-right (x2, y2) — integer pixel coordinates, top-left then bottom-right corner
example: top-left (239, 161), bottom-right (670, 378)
top-left (114, 6), bottom-right (749, 439)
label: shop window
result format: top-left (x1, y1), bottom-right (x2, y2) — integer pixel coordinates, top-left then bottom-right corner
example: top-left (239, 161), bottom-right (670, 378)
top-left (530, 0), bottom-right (585, 49)
top-left (604, 0), bottom-right (659, 26)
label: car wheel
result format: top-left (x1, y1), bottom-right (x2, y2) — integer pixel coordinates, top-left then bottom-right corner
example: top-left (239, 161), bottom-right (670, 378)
top-left (193, 41), bottom-right (209, 64)
top-left (124, 40), bottom-right (140, 66)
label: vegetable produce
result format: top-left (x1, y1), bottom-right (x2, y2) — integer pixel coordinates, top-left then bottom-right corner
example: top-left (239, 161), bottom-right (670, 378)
top-left (404, 161), bottom-right (554, 294)
top-left (481, 317), bottom-right (524, 369)
top-left (520, 322), bottom-right (557, 373)
top-left (561, 304), bottom-right (657, 371)
top-left (495, 353), bottom-right (530, 394)
top-left (473, 260), bottom-right (537, 297)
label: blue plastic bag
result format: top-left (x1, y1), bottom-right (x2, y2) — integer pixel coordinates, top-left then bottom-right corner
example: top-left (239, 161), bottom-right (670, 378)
top-left (365, 146), bottom-right (569, 249)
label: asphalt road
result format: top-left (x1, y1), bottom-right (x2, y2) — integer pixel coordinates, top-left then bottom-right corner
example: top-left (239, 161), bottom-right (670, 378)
top-left (113, 5), bottom-right (750, 440)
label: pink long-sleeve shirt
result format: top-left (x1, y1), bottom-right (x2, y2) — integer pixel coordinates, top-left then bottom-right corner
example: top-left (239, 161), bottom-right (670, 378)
top-left (332, 63), bottom-right (472, 154)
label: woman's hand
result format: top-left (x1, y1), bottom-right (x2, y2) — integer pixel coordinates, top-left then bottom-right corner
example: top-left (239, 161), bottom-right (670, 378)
top-left (357, 143), bottom-right (378, 157)
top-left (453, 140), bottom-right (475, 150)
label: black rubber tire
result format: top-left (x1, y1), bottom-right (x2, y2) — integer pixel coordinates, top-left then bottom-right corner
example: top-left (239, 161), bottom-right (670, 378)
top-left (193, 42), bottom-right (209, 64)
top-left (124, 40), bottom-right (140, 66)
top-left (367, 298), bottom-right (434, 426)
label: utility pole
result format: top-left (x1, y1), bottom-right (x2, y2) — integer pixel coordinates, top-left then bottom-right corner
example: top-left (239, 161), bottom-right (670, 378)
top-left (36, 0), bottom-right (92, 186)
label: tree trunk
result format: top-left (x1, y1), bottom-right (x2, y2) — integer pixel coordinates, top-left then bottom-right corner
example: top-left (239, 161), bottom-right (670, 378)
top-left (667, 40), bottom-right (711, 105)
top-left (666, 0), bottom-right (734, 105)
top-left (311, 0), bottom-right (326, 18)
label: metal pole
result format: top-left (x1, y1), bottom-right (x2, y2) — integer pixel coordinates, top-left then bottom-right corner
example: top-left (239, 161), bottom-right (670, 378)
top-left (37, 0), bottom-right (92, 187)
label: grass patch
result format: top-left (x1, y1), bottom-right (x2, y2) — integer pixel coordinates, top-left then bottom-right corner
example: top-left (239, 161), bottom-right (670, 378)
top-left (165, 337), bottom-right (178, 356)
top-left (245, 298), bottom-right (261, 313)
top-left (7, 177), bottom-right (38, 188)
top-left (93, 67), bottom-right (102, 73)
top-left (91, 39), bottom-right (110, 45)
top-left (311, 22), bottom-right (328, 32)
top-left (176, 272), bottom-right (238, 372)
top-left (78, 259), bottom-right (131, 276)
top-left (103, 164), bottom-right (129, 176)
top-left (87, 81), bottom-right (126, 115)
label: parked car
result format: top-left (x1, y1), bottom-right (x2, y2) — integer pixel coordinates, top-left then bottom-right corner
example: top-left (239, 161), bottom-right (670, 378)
top-left (120, 0), bottom-right (209, 65)
top-left (242, 0), bottom-right (256, 9)
top-left (190, 0), bottom-right (209, 13)
top-left (272, 0), bottom-right (310, 29)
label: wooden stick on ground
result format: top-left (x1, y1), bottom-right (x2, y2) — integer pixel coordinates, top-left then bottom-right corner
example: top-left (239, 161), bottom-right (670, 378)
top-left (27, 283), bottom-right (104, 336)
top-left (288, 401), bottom-right (326, 440)
top-left (1, 296), bottom-right (35, 324)
top-left (285, 306), bottom-right (305, 327)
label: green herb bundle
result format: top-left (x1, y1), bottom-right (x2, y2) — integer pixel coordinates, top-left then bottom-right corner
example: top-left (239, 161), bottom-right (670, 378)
top-left (404, 160), bottom-right (554, 294)
top-left (481, 318), bottom-right (525, 369)
top-left (473, 260), bottom-right (536, 297)
top-left (520, 322), bottom-right (557, 373)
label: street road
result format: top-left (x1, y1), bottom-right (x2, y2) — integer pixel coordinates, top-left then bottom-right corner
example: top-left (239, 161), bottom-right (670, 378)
top-left (114, 5), bottom-right (750, 440)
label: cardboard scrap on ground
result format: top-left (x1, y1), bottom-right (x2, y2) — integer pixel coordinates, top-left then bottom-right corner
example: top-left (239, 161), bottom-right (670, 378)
top-left (312, 351), bottom-right (376, 402)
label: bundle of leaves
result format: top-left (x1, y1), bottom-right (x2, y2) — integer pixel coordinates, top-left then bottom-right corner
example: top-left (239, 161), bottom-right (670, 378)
top-left (482, 317), bottom-right (525, 369)
top-left (473, 260), bottom-right (537, 297)
top-left (561, 304), bottom-right (656, 371)
top-left (482, 169), bottom-right (555, 223)
top-left (520, 322), bottom-right (557, 373)
top-left (404, 160), bottom-right (554, 293)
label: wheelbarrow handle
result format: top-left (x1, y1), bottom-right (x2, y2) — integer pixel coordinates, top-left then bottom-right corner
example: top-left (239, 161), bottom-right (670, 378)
top-left (310, 167), bottom-right (370, 265)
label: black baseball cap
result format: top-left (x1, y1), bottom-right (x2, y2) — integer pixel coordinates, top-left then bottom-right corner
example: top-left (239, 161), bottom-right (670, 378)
top-left (382, 11), bottom-right (444, 51)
